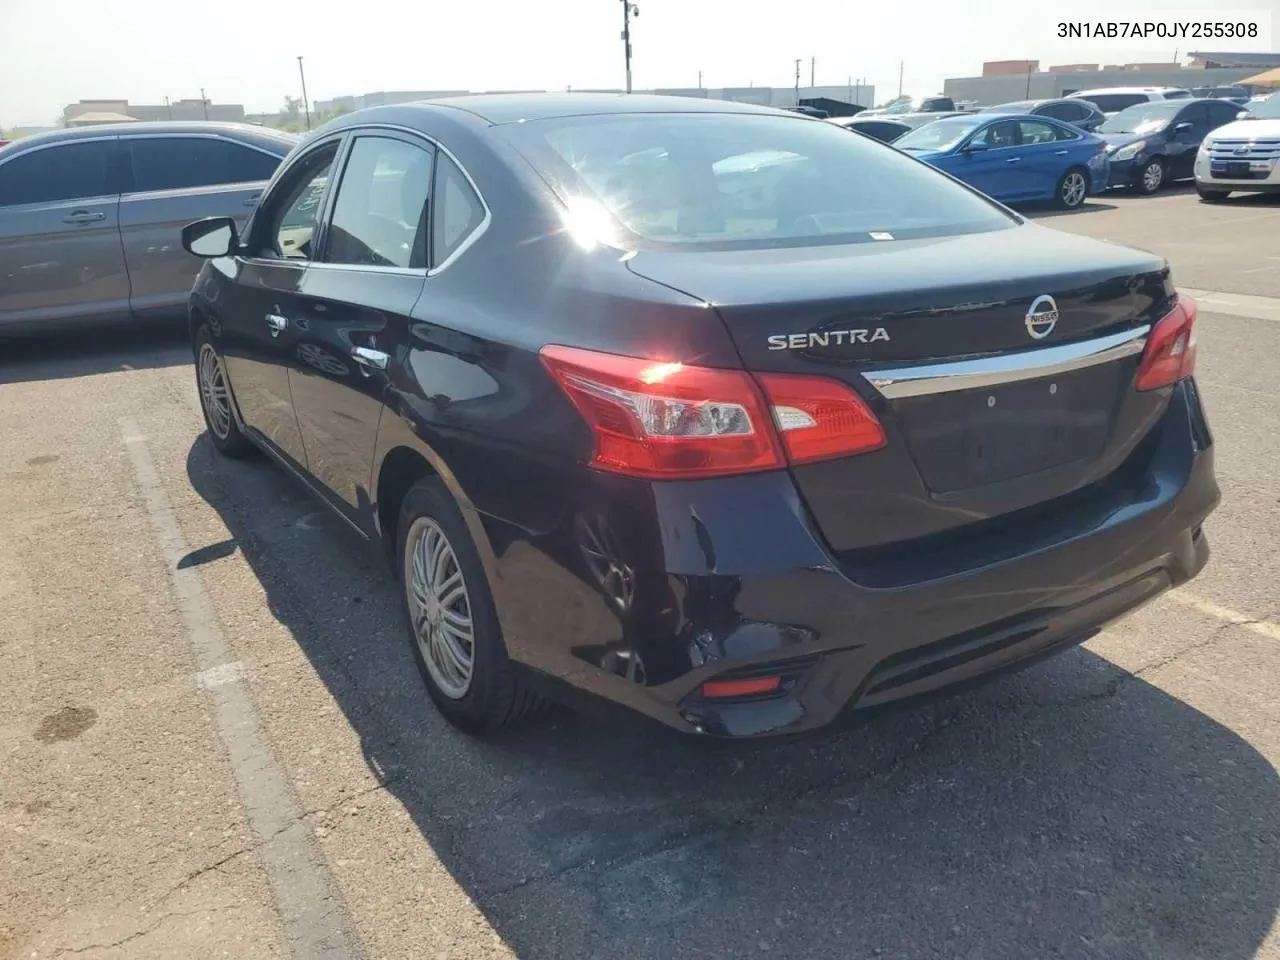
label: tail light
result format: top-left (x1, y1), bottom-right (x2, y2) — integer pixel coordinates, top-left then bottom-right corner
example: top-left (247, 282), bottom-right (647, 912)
top-left (1135, 294), bottom-right (1198, 392)
top-left (540, 345), bottom-right (886, 479)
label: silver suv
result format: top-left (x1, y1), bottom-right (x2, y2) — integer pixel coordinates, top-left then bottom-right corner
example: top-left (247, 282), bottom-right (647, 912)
top-left (0, 122), bottom-right (295, 334)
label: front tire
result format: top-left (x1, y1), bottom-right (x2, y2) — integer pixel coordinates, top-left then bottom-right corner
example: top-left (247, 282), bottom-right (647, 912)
top-left (1056, 167), bottom-right (1090, 209)
top-left (1135, 157), bottom-right (1165, 195)
top-left (1196, 184), bottom-right (1230, 203)
top-left (194, 327), bottom-right (253, 458)
top-left (397, 477), bottom-right (542, 734)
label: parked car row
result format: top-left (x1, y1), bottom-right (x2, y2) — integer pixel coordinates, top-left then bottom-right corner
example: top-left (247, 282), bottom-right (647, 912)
top-left (829, 90), bottom-right (1279, 205)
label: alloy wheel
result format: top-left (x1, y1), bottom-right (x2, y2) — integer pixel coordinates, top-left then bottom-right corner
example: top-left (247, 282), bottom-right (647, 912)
top-left (1142, 161), bottom-right (1164, 193)
top-left (198, 343), bottom-right (232, 440)
top-left (406, 517), bottom-right (475, 699)
top-left (1062, 172), bottom-right (1088, 208)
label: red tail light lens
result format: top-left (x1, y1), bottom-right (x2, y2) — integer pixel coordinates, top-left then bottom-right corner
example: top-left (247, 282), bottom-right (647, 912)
top-left (1136, 294), bottom-right (1198, 392)
top-left (539, 345), bottom-right (784, 479)
top-left (756, 373), bottom-right (887, 464)
top-left (540, 345), bottom-right (888, 479)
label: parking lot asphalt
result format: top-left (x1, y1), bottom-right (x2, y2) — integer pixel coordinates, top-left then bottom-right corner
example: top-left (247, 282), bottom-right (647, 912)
top-left (2, 189), bottom-right (1278, 960)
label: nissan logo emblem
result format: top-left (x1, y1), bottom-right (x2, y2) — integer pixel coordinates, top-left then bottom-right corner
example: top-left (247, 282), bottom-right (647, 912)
top-left (1025, 295), bottom-right (1059, 340)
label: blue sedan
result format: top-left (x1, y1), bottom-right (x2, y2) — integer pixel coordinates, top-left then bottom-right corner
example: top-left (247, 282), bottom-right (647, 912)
top-left (894, 114), bottom-right (1111, 209)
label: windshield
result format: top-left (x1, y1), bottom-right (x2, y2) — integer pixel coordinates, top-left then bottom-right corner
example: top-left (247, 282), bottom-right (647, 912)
top-left (1100, 101), bottom-right (1183, 134)
top-left (895, 116), bottom-right (986, 152)
top-left (1244, 93), bottom-right (1280, 119)
top-left (503, 113), bottom-right (1014, 251)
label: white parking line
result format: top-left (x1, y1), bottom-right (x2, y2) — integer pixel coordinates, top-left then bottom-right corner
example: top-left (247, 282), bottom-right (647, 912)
top-left (1166, 591), bottom-right (1280, 642)
top-left (120, 418), bottom-right (361, 959)
top-left (1181, 288), bottom-right (1280, 324)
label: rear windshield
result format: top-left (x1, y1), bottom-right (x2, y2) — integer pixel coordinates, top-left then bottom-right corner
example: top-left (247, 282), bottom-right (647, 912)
top-left (1082, 93), bottom-right (1149, 113)
top-left (503, 113), bottom-right (1014, 251)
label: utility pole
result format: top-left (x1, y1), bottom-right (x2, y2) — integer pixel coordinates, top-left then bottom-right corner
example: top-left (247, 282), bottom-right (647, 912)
top-left (698, 69), bottom-right (703, 89)
top-left (1025, 63), bottom-right (1033, 98)
top-left (199, 88), bottom-right (208, 119)
top-left (898, 60), bottom-right (904, 99)
top-left (296, 56), bottom-right (312, 129)
top-left (810, 57), bottom-right (815, 88)
top-left (164, 95), bottom-right (172, 120)
top-left (794, 58), bottom-right (802, 105)
top-left (620, 0), bottom-right (639, 93)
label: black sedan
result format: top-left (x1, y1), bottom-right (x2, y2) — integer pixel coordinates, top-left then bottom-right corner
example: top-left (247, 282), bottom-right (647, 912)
top-left (181, 94), bottom-right (1218, 739)
top-left (1100, 98), bottom-right (1243, 193)
top-left (979, 97), bottom-right (1106, 132)
top-left (828, 116), bottom-right (913, 142)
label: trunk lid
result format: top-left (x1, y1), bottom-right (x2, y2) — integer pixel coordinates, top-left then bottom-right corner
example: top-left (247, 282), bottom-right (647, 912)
top-left (626, 224), bottom-right (1176, 555)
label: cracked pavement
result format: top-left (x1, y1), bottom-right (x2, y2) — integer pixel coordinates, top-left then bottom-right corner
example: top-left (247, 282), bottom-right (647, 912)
top-left (2, 188), bottom-right (1279, 959)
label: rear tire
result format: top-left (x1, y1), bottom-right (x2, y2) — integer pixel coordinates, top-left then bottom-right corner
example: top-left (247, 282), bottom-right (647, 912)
top-left (1196, 184), bottom-right (1230, 203)
top-left (1055, 167), bottom-right (1090, 210)
top-left (1134, 157), bottom-right (1165, 195)
top-left (194, 326), bottom-right (253, 459)
top-left (396, 477), bottom-right (542, 735)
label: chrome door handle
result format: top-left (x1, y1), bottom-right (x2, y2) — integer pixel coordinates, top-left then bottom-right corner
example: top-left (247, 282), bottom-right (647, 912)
top-left (1054, 149), bottom-right (1069, 156)
top-left (266, 313), bottom-right (288, 337)
top-left (1004, 157), bottom-right (1021, 163)
top-left (62, 210), bottom-right (105, 225)
top-left (351, 346), bottom-right (389, 370)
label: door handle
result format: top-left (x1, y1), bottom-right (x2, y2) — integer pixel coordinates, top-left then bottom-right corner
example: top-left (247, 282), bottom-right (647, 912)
top-left (351, 346), bottom-right (390, 371)
top-left (266, 313), bottom-right (288, 338)
top-left (244, 194), bottom-right (261, 207)
top-left (1004, 157), bottom-right (1021, 163)
top-left (63, 210), bottom-right (105, 225)
top-left (1054, 149), bottom-right (1069, 156)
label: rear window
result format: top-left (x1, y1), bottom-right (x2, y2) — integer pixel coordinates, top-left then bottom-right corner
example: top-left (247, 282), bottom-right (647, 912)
top-left (504, 113), bottom-right (1013, 251)
top-left (1082, 93), bottom-right (1149, 113)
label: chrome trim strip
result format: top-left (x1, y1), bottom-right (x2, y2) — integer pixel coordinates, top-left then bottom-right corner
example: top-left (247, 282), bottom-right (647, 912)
top-left (866, 325), bottom-right (1150, 400)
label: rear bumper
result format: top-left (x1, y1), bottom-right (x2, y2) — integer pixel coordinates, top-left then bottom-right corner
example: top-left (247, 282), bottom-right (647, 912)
top-left (484, 379), bottom-right (1218, 739)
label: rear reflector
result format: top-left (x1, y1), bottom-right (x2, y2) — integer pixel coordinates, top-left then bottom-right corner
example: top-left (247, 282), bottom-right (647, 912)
top-left (756, 372), bottom-right (887, 464)
top-left (1136, 294), bottom-right (1198, 392)
top-left (539, 345), bottom-right (784, 479)
top-left (702, 676), bottom-right (781, 699)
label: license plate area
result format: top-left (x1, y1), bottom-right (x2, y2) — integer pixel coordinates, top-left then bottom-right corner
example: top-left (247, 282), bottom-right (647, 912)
top-left (893, 364), bottom-right (1124, 493)
top-left (1211, 160), bottom-right (1252, 178)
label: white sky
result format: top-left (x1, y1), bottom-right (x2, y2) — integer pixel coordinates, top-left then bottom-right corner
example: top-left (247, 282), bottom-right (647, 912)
top-left (1, 0), bottom-right (1276, 125)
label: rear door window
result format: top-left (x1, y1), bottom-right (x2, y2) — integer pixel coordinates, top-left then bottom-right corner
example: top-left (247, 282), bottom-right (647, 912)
top-left (1207, 100), bottom-right (1243, 128)
top-left (127, 137), bottom-right (282, 192)
top-left (324, 135), bottom-right (434, 269)
top-left (0, 140), bottom-right (117, 206)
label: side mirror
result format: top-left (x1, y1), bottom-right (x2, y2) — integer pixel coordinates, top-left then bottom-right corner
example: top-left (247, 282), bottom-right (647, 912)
top-left (182, 217), bottom-right (238, 258)
top-left (965, 139), bottom-right (990, 153)
top-left (1173, 121), bottom-right (1194, 134)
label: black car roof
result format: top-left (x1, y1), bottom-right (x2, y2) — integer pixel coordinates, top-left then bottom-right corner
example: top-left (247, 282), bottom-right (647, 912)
top-left (7, 121), bottom-right (297, 153)
top-left (332, 93), bottom-right (790, 128)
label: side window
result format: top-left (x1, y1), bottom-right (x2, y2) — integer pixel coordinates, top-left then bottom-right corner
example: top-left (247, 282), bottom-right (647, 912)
top-left (1038, 103), bottom-right (1068, 121)
top-left (128, 138), bottom-right (282, 192)
top-left (324, 136), bottom-right (434, 270)
top-left (0, 140), bottom-right (115, 206)
top-left (1208, 101), bottom-right (1241, 128)
top-left (1017, 120), bottom-right (1060, 145)
top-left (979, 119), bottom-right (1020, 149)
top-left (259, 142), bottom-right (339, 261)
top-left (432, 154), bottom-right (486, 267)
top-left (1179, 104), bottom-right (1211, 130)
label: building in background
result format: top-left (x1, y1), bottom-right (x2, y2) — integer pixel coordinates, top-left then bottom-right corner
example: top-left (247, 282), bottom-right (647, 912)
top-left (61, 99), bottom-right (246, 126)
top-left (314, 84), bottom-right (876, 116)
top-left (945, 55), bottom-right (1276, 106)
